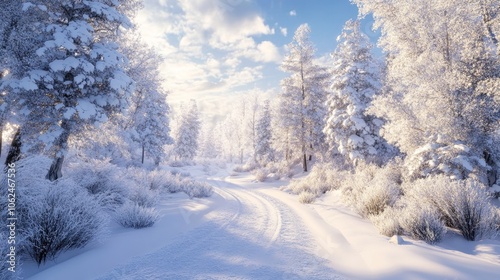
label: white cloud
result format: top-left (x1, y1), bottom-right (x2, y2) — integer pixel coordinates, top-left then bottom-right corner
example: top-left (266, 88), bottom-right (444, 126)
top-left (135, 0), bottom-right (282, 111)
top-left (289, 10), bottom-right (297, 16)
top-left (179, 0), bottom-right (274, 47)
top-left (256, 41), bottom-right (282, 62)
top-left (280, 27), bottom-right (288, 37)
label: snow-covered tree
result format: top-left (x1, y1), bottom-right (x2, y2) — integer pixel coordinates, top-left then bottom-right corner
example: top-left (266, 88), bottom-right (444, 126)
top-left (173, 100), bottom-right (201, 161)
top-left (278, 24), bottom-right (330, 172)
top-left (0, 0), bottom-right (41, 159)
top-left (120, 34), bottom-right (172, 166)
top-left (199, 123), bottom-right (221, 159)
top-left (1, 0), bottom-right (137, 180)
top-left (255, 100), bottom-right (274, 165)
top-left (247, 94), bottom-right (260, 161)
top-left (355, 0), bottom-right (500, 184)
top-left (323, 19), bottom-right (390, 167)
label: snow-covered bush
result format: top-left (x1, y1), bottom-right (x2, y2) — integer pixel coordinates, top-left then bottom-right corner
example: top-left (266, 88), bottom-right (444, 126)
top-left (355, 182), bottom-right (400, 218)
top-left (265, 160), bottom-right (297, 179)
top-left (342, 163), bottom-right (401, 217)
top-left (148, 170), bottom-right (177, 191)
top-left (181, 179), bottom-right (214, 198)
top-left (298, 191), bottom-right (316, 204)
top-left (369, 207), bottom-right (403, 237)
top-left (399, 203), bottom-right (446, 244)
top-left (252, 168), bottom-right (268, 182)
top-left (66, 159), bottom-right (128, 211)
top-left (233, 159), bottom-right (259, 173)
top-left (286, 163), bottom-right (346, 197)
top-left (128, 187), bottom-right (158, 208)
top-left (147, 169), bottom-right (213, 198)
top-left (405, 176), bottom-right (498, 241)
top-left (114, 202), bottom-right (159, 229)
top-left (405, 141), bottom-right (489, 184)
top-left (23, 180), bottom-right (105, 265)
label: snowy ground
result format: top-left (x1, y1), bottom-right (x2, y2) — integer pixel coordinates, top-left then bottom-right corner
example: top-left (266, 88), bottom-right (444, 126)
top-left (23, 165), bottom-right (500, 280)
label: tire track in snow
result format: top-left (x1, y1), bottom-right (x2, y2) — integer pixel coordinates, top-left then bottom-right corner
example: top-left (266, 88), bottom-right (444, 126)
top-left (96, 179), bottom-right (344, 280)
top-left (218, 182), bottom-right (282, 249)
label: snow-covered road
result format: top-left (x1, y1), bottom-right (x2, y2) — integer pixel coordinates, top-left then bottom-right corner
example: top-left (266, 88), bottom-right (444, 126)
top-left (95, 178), bottom-right (345, 280)
top-left (26, 170), bottom-right (500, 280)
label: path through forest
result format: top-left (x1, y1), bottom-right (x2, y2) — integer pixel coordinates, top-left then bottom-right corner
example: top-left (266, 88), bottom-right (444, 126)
top-left (94, 176), bottom-right (346, 280)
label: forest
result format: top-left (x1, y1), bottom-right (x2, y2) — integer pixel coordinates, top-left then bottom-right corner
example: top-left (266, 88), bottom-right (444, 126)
top-left (1, 0), bottom-right (500, 279)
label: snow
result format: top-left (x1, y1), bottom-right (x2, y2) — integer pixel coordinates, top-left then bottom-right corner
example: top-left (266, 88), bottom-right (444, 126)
top-left (389, 235), bottom-right (405, 245)
top-left (454, 155), bottom-right (474, 171)
top-left (348, 134), bottom-right (364, 146)
top-left (19, 77), bottom-right (38, 91)
top-left (22, 166), bottom-right (500, 280)
top-left (76, 100), bottom-right (97, 120)
top-left (49, 57), bottom-right (80, 72)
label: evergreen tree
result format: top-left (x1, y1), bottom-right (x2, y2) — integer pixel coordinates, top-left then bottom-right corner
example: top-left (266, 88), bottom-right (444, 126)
top-left (279, 24), bottom-right (330, 172)
top-left (173, 100), bottom-right (201, 161)
top-left (323, 19), bottom-right (389, 167)
top-left (255, 100), bottom-right (274, 165)
top-left (2, 0), bottom-right (137, 180)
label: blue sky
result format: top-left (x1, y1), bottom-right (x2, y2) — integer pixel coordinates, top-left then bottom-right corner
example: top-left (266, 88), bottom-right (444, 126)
top-left (135, 0), bottom-right (377, 115)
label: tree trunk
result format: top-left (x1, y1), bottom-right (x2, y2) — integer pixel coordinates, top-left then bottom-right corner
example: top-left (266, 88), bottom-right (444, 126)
top-left (46, 156), bottom-right (64, 181)
top-left (484, 150), bottom-right (497, 186)
top-left (0, 124), bottom-right (3, 158)
top-left (141, 144), bottom-right (145, 164)
top-left (5, 127), bottom-right (21, 166)
top-left (303, 152), bottom-right (308, 172)
top-left (46, 120), bottom-right (71, 181)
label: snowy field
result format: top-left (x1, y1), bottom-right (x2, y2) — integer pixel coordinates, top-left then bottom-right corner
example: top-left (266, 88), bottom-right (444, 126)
top-left (20, 165), bottom-right (500, 280)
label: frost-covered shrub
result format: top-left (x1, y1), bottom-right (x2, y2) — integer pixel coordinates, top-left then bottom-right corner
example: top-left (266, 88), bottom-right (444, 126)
top-left (148, 170), bottom-right (174, 190)
top-left (23, 180), bottom-right (104, 265)
top-left (149, 170), bottom-right (213, 198)
top-left (342, 163), bottom-right (401, 217)
top-left (66, 159), bottom-right (128, 211)
top-left (114, 202), bottom-right (159, 229)
top-left (406, 176), bottom-right (498, 241)
top-left (266, 160), bottom-right (297, 179)
top-left (168, 160), bottom-right (193, 167)
top-left (181, 179), bottom-right (214, 198)
top-left (370, 207), bottom-right (403, 237)
top-left (399, 203), bottom-right (446, 244)
top-left (128, 187), bottom-right (158, 208)
top-left (405, 141), bottom-right (489, 184)
top-left (298, 191), bottom-right (316, 204)
top-left (356, 183), bottom-right (400, 217)
top-left (232, 165), bottom-right (244, 172)
top-left (286, 163), bottom-right (346, 198)
top-left (252, 168), bottom-right (268, 182)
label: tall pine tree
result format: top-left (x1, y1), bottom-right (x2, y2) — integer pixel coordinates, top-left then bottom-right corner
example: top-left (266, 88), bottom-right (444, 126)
top-left (324, 19), bottom-right (389, 168)
top-left (173, 100), bottom-right (201, 161)
top-left (278, 24), bottom-right (330, 172)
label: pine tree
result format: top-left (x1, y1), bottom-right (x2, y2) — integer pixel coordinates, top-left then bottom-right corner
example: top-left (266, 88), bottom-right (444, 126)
top-left (255, 100), bottom-right (274, 165)
top-left (324, 19), bottom-right (389, 168)
top-left (173, 100), bottom-right (201, 161)
top-left (2, 0), bottom-right (138, 180)
top-left (279, 24), bottom-right (330, 172)
top-left (0, 0), bottom-right (42, 161)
